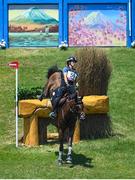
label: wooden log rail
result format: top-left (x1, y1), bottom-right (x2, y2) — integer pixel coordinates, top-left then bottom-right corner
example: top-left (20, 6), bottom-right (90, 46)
top-left (19, 96), bottom-right (109, 146)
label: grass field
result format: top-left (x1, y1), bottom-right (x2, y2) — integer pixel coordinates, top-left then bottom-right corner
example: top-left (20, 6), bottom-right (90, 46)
top-left (0, 48), bottom-right (135, 178)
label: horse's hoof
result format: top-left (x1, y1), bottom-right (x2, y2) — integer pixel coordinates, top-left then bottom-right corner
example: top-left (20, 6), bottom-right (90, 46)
top-left (66, 157), bottom-right (72, 164)
top-left (66, 160), bottom-right (72, 164)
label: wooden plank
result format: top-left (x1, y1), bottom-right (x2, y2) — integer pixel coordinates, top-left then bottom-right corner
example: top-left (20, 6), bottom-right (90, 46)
top-left (19, 96), bottom-right (109, 117)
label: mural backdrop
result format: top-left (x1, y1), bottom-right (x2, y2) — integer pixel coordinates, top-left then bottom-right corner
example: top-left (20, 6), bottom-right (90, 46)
top-left (69, 4), bottom-right (127, 46)
top-left (9, 5), bottom-right (59, 47)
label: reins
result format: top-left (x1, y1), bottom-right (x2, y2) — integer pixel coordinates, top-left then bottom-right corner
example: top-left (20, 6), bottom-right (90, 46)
top-left (60, 97), bottom-right (76, 121)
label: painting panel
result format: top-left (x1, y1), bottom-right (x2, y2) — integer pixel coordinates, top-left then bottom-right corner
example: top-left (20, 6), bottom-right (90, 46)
top-left (69, 4), bottom-right (127, 46)
top-left (9, 5), bottom-right (59, 47)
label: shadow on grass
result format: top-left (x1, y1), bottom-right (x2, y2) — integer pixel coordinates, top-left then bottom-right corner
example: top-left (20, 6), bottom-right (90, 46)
top-left (72, 152), bottom-right (94, 168)
top-left (111, 132), bottom-right (125, 137)
top-left (37, 140), bottom-right (94, 168)
top-left (55, 150), bottom-right (94, 168)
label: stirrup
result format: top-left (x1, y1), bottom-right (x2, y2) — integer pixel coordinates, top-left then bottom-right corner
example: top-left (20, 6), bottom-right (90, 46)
top-left (80, 112), bottom-right (85, 121)
top-left (49, 112), bottom-right (57, 119)
top-left (76, 96), bottom-right (82, 104)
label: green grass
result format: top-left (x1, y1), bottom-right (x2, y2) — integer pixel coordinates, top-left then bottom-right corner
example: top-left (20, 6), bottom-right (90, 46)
top-left (0, 48), bottom-right (135, 178)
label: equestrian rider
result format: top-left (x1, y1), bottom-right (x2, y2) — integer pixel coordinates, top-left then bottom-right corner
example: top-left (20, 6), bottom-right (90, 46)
top-left (63, 56), bottom-right (78, 97)
top-left (63, 56), bottom-right (85, 121)
top-left (49, 56), bottom-right (81, 120)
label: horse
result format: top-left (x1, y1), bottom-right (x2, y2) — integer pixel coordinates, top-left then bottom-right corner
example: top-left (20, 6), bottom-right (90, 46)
top-left (40, 65), bottom-right (85, 165)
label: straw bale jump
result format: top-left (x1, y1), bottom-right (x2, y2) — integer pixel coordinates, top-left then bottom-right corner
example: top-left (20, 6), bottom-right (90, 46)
top-left (19, 95), bottom-right (109, 146)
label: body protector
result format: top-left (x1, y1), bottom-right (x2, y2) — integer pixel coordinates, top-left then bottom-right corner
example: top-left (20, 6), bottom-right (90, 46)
top-left (63, 66), bottom-right (78, 100)
top-left (63, 66), bottom-right (78, 85)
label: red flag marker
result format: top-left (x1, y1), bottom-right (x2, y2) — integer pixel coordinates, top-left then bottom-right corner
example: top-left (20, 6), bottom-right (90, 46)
top-left (8, 60), bottom-right (19, 147)
top-left (8, 61), bottom-right (19, 69)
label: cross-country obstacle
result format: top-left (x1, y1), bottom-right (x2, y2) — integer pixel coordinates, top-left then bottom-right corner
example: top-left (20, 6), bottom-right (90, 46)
top-left (19, 95), bottom-right (109, 146)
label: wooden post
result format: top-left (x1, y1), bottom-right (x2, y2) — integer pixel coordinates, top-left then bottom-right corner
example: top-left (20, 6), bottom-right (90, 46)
top-left (73, 119), bottom-right (80, 144)
top-left (23, 117), bottom-right (30, 145)
top-left (29, 114), bottom-right (39, 146)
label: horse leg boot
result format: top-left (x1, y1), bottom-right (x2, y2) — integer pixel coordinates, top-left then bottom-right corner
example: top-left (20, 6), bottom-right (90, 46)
top-left (66, 145), bottom-right (72, 164)
top-left (66, 128), bottom-right (74, 164)
top-left (58, 129), bottom-right (64, 165)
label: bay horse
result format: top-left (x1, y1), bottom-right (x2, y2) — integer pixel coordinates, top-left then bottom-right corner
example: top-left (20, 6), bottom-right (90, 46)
top-left (40, 65), bottom-right (85, 165)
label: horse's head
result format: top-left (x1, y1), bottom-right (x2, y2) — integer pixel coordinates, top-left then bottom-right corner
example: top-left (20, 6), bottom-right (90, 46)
top-left (43, 65), bottom-right (63, 98)
top-left (64, 96), bottom-right (85, 120)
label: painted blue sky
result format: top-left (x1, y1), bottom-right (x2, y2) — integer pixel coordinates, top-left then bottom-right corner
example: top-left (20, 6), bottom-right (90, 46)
top-left (73, 10), bottom-right (126, 24)
top-left (9, 4), bottom-right (58, 10)
top-left (69, 4), bottom-right (127, 11)
top-left (69, 4), bottom-right (127, 24)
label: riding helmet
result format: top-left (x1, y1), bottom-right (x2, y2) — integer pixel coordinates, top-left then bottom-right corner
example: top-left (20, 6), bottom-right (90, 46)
top-left (66, 56), bottom-right (77, 63)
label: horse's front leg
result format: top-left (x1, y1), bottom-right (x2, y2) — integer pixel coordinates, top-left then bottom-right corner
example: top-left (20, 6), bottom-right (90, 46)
top-left (66, 126), bottom-right (75, 164)
top-left (58, 128), bottom-right (64, 165)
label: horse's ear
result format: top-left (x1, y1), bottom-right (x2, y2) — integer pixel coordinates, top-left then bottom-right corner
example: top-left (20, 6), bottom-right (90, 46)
top-left (47, 65), bottom-right (59, 79)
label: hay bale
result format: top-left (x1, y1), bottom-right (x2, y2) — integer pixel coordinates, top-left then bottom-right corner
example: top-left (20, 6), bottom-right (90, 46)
top-left (80, 114), bottom-right (112, 139)
top-left (75, 47), bottom-right (113, 138)
top-left (75, 47), bottom-right (112, 96)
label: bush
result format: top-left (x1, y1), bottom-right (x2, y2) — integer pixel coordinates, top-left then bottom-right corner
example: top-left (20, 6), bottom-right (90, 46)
top-left (75, 47), bottom-right (113, 138)
top-left (75, 47), bottom-right (112, 96)
top-left (18, 86), bottom-right (43, 100)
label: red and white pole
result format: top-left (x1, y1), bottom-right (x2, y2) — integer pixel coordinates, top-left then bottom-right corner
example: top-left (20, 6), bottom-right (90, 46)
top-left (8, 61), bottom-right (19, 147)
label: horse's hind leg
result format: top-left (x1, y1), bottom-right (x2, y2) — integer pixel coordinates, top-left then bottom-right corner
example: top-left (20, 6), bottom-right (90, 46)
top-left (58, 129), bottom-right (64, 165)
top-left (66, 127), bottom-right (75, 164)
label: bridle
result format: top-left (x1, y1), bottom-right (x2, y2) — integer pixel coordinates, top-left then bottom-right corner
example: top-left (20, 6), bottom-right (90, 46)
top-left (61, 97), bottom-right (83, 121)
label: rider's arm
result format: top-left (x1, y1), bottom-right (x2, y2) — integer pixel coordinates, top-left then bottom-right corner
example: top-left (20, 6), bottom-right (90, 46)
top-left (63, 67), bottom-right (69, 86)
top-left (63, 73), bottom-right (69, 85)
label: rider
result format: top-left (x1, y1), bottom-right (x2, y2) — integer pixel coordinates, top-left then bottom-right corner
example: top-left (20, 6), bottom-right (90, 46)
top-left (63, 56), bottom-right (85, 121)
top-left (49, 56), bottom-right (85, 120)
top-left (49, 56), bottom-right (78, 119)
top-left (63, 56), bottom-right (78, 97)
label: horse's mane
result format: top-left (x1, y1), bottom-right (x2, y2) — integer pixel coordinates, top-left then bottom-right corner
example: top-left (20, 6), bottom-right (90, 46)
top-left (47, 65), bottom-right (62, 79)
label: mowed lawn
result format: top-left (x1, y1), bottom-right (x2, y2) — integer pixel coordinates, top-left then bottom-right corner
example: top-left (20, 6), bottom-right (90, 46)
top-left (0, 48), bottom-right (135, 179)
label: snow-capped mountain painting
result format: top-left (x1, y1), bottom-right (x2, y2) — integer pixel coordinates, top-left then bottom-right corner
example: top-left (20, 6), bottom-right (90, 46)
top-left (83, 11), bottom-right (117, 29)
top-left (10, 7), bottom-right (58, 24)
top-left (9, 5), bottom-right (59, 47)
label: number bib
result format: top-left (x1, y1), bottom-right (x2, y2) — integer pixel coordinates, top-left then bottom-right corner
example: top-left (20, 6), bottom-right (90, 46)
top-left (67, 70), bottom-right (77, 82)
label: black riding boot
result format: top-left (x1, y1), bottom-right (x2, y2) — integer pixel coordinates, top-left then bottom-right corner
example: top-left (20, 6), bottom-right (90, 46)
top-left (49, 87), bottom-right (66, 119)
top-left (49, 96), bottom-right (60, 119)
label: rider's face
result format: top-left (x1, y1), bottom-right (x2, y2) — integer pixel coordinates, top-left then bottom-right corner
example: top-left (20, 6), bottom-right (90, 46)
top-left (70, 61), bottom-right (75, 66)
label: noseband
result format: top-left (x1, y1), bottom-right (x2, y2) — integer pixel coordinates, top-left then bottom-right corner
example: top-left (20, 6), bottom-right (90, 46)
top-left (67, 98), bottom-right (83, 114)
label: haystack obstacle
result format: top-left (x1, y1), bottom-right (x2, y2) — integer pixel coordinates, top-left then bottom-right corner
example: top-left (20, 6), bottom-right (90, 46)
top-left (19, 95), bottom-right (109, 146)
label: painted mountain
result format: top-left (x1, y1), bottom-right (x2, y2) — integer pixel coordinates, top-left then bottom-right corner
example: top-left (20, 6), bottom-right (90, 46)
top-left (10, 7), bottom-right (58, 24)
top-left (83, 11), bottom-right (119, 29)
